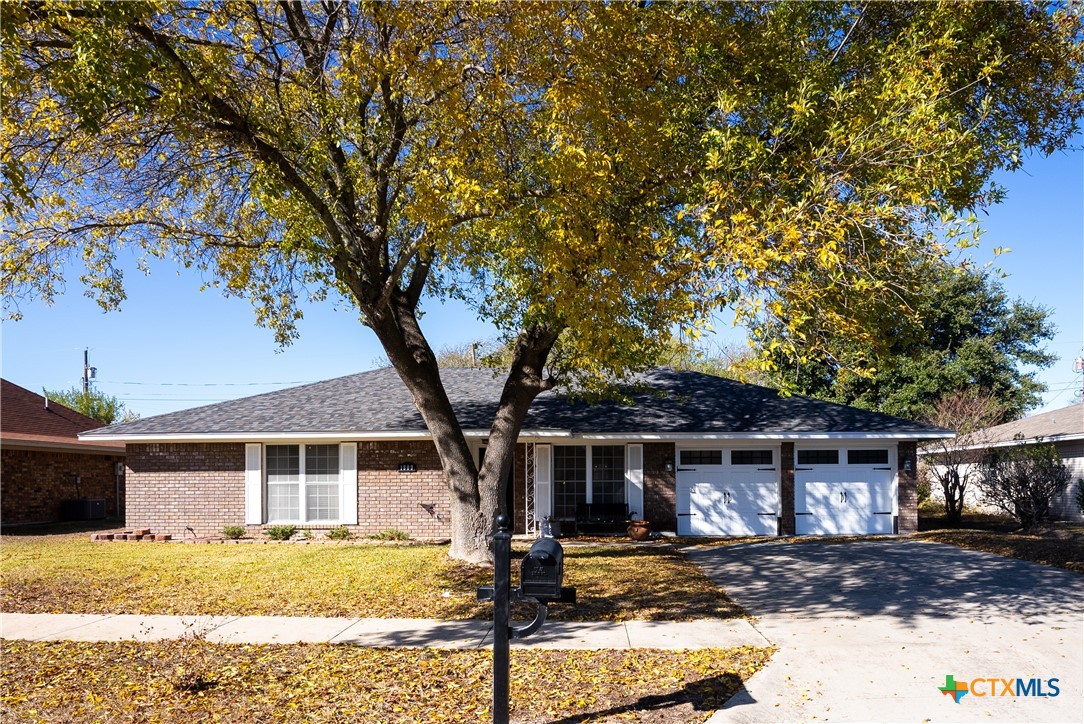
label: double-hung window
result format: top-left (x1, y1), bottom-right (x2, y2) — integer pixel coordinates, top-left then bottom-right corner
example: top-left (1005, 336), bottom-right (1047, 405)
top-left (265, 444), bottom-right (341, 523)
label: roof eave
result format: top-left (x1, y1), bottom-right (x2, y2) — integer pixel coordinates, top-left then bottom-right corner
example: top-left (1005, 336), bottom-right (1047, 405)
top-left (81, 429), bottom-right (954, 444)
top-left (919, 432), bottom-right (1084, 454)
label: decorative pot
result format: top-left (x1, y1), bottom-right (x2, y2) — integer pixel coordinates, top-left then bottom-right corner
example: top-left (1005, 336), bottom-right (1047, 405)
top-left (627, 520), bottom-right (651, 541)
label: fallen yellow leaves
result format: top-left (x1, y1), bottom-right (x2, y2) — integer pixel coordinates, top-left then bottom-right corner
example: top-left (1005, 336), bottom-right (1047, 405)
top-left (0, 536), bottom-right (743, 621)
top-left (0, 640), bottom-right (773, 723)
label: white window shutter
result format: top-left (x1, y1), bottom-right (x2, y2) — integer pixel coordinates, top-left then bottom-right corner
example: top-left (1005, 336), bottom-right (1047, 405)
top-left (244, 443), bottom-right (263, 524)
top-left (626, 443), bottom-right (644, 519)
top-left (534, 444), bottom-right (552, 521)
top-left (340, 442), bottom-right (358, 525)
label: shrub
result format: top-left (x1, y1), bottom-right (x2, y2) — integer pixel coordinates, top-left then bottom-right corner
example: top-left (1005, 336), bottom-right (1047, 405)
top-left (916, 477), bottom-right (932, 508)
top-left (326, 526), bottom-right (352, 540)
top-left (222, 525), bottom-right (246, 540)
top-left (1076, 479), bottom-right (1084, 515)
top-left (369, 528), bottom-right (410, 541)
top-left (978, 441), bottom-right (1071, 530)
top-left (265, 525), bottom-right (297, 541)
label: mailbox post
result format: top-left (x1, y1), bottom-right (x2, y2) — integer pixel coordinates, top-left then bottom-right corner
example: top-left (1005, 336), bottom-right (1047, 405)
top-left (478, 514), bottom-right (575, 724)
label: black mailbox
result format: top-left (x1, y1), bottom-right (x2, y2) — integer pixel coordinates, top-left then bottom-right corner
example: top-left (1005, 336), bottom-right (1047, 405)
top-left (520, 537), bottom-right (564, 601)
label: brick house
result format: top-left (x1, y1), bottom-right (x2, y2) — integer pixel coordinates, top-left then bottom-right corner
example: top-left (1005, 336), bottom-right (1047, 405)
top-left (81, 368), bottom-right (951, 538)
top-left (1, 379), bottom-right (126, 525)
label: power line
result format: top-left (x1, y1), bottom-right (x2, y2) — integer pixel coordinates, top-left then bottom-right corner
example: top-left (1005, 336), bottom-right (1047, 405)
top-left (97, 380), bottom-right (316, 387)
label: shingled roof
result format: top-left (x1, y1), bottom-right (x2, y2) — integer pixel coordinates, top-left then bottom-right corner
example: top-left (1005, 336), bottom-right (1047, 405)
top-left (944, 402), bottom-right (1084, 451)
top-left (1, 379), bottom-right (124, 452)
top-left (82, 367), bottom-right (950, 441)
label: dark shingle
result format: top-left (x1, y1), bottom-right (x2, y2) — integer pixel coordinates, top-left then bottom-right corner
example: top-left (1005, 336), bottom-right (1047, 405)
top-left (83, 367), bottom-right (949, 437)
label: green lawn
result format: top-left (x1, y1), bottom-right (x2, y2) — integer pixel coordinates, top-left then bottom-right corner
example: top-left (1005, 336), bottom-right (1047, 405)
top-left (0, 640), bottom-right (773, 723)
top-left (0, 534), bottom-right (743, 620)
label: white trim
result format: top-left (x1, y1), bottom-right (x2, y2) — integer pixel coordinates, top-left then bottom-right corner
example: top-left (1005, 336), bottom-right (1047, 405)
top-left (340, 442), bottom-right (358, 525)
top-left (82, 429), bottom-right (953, 443)
top-left (77, 430), bottom-right (482, 443)
top-left (918, 433), bottom-right (1084, 454)
top-left (574, 432), bottom-right (953, 441)
top-left (534, 444), bottom-right (552, 521)
top-left (244, 443), bottom-right (263, 525)
top-left (626, 444), bottom-right (644, 520)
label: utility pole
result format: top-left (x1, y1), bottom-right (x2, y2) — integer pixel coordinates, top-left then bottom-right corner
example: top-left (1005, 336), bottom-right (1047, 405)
top-left (82, 348), bottom-right (96, 394)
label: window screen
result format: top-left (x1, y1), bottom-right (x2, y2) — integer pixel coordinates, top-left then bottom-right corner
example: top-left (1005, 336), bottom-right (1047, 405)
top-left (680, 450), bottom-right (723, 466)
top-left (848, 449), bottom-right (889, 465)
top-left (731, 450), bottom-right (773, 466)
top-left (796, 449), bottom-right (840, 465)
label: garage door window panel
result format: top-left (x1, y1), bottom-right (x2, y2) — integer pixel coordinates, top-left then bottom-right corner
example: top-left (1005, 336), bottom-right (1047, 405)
top-left (731, 450), bottom-right (773, 466)
top-left (847, 449), bottom-right (889, 465)
top-left (797, 449), bottom-right (839, 465)
top-left (680, 450), bottom-right (722, 466)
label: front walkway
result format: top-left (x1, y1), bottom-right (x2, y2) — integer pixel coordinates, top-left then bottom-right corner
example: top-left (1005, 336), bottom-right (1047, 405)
top-left (0, 612), bottom-right (767, 650)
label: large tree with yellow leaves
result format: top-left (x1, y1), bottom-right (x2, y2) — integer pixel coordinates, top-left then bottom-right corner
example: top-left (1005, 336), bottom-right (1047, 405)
top-left (3, 2), bottom-right (1080, 561)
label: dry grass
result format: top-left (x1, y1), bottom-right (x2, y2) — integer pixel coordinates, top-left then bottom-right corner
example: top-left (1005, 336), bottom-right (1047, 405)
top-left (915, 525), bottom-right (1084, 573)
top-left (0, 534), bottom-right (742, 620)
top-left (0, 640), bottom-right (773, 723)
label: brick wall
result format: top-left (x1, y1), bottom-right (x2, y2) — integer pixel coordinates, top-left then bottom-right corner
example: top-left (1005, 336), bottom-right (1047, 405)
top-left (1, 448), bottom-right (125, 525)
top-left (780, 442), bottom-right (795, 535)
top-left (127, 443), bottom-right (245, 537)
top-left (897, 441), bottom-right (918, 533)
top-left (643, 442), bottom-right (676, 531)
top-left (356, 440), bottom-right (450, 538)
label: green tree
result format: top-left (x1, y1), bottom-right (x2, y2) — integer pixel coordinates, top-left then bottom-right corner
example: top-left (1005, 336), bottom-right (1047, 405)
top-left (42, 386), bottom-right (138, 425)
top-left (761, 267), bottom-right (1057, 421)
top-left (2, 3), bottom-right (1080, 561)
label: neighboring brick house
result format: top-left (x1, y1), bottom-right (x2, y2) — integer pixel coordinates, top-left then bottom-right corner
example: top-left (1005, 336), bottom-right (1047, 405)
top-left (82, 368), bottom-right (950, 539)
top-left (1, 379), bottom-right (126, 525)
top-left (920, 403), bottom-right (1084, 522)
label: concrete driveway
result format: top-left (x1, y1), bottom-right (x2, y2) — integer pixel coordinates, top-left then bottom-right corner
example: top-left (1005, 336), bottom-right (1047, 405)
top-left (688, 539), bottom-right (1083, 723)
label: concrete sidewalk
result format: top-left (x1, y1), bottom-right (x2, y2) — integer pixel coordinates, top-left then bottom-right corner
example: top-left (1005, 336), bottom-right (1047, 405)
top-left (1, 612), bottom-right (767, 651)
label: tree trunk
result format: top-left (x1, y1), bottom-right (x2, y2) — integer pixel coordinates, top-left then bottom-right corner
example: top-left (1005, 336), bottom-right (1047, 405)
top-left (474, 325), bottom-right (560, 549)
top-left (364, 291), bottom-right (559, 563)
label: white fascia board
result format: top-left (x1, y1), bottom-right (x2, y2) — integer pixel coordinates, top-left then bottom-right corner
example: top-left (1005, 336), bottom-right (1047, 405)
top-left (81, 428), bottom-right (953, 444)
top-left (557, 431), bottom-right (954, 441)
top-left (918, 432), bottom-right (1084, 455)
top-left (79, 430), bottom-right (436, 443)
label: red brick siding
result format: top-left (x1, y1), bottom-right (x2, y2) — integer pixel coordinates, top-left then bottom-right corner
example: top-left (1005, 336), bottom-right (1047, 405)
top-left (126, 443), bottom-right (245, 537)
top-left (1, 448), bottom-right (125, 525)
top-left (780, 442), bottom-right (796, 535)
top-left (355, 440), bottom-right (450, 538)
top-left (643, 442), bottom-right (676, 531)
top-left (897, 441), bottom-right (918, 533)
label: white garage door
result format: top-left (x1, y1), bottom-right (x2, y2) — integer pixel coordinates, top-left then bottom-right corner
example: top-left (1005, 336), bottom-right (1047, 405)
top-left (794, 447), bottom-right (895, 535)
top-left (676, 449), bottom-right (779, 536)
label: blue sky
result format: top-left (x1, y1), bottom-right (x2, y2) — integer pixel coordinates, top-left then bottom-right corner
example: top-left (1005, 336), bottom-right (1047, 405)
top-left (2, 143), bottom-right (1081, 419)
